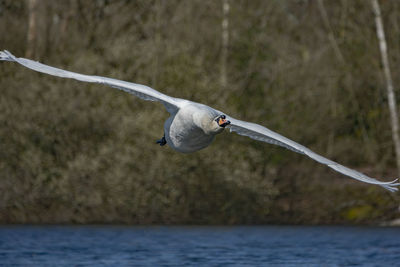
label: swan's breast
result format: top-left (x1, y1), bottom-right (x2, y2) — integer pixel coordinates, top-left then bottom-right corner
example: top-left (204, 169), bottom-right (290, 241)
top-left (164, 104), bottom-right (218, 153)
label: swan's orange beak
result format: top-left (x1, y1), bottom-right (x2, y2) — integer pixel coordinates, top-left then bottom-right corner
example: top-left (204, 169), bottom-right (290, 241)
top-left (217, 116), bottom-right (231, 127)
top-left (218, 117), bottom-right (228, 126)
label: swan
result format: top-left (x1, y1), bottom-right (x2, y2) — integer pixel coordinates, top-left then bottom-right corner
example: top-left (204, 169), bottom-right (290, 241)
top-left (1, 50), bottom-right (399, 192)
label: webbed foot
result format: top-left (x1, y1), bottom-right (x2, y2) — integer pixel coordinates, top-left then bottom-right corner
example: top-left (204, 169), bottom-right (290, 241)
top-left (156, 135), bottom-right (167, 146)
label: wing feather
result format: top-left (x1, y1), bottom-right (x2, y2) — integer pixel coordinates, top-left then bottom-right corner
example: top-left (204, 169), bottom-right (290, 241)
top-left (0, 50), bottom-right (182, 114)
top-left (227, 116), bottom-right (399, 192)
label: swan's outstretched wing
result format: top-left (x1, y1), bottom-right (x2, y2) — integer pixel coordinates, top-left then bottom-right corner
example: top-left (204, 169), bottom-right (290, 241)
top-left (0, 50), bottom-right (182, 113)
top-left (226, 116), bottom-right (400, 192)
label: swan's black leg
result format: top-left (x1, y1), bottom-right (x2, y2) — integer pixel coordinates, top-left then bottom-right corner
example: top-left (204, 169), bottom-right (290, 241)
top-left (156, 134), bottom-right (167, 146)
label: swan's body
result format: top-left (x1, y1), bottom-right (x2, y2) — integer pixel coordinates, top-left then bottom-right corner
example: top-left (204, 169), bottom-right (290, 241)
top-left (165, 103), bottom-right (222, 153)
top-left (1, 50), bottom-right (399, 191)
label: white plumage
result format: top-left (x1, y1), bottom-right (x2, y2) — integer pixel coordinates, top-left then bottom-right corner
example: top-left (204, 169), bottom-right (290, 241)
top-left (1, 50), bottom-right (398, 192)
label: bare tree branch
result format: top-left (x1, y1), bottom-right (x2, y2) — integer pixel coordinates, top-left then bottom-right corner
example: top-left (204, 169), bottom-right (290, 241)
top-left (317, 0), bottom-right (345, 64)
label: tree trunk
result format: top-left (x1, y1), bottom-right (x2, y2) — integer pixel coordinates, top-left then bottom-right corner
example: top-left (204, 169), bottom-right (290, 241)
top-left (371, 0), bottom-right (400, 175)
top-left (221, 0), bottom-right (229, 88)
top-left (26, 0), bottom-right (38, 59)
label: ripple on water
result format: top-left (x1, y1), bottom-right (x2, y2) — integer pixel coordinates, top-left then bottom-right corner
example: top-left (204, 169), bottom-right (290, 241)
top-left (0, 225), bottom-right (399, 266)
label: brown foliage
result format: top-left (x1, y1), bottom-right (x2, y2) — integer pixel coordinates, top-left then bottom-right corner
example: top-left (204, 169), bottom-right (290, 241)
top-left (0, 0), bottom-right (399, 224)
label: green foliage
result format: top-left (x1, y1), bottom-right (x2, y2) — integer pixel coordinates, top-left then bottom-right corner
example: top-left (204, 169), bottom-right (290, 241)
top-left (344, 205), bottom-right (374, 222)
top-left (0, 0), bottom-right (399, 224)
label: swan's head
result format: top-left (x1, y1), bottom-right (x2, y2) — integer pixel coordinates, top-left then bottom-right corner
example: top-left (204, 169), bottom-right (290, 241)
top-left (201, 113), bottom-right (231, 135)
top-left (214, 114), bottom-right (231, 129)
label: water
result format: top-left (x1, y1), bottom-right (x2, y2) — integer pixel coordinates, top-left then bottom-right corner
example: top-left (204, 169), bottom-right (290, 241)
top-left (0, 225), bottom-right (399, 266)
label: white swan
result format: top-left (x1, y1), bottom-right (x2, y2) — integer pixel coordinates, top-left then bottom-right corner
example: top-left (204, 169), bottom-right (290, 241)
top-left (1, 50), bottom-right (399, 192)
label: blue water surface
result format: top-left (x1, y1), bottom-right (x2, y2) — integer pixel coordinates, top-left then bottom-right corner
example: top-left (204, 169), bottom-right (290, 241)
top-left (0, 225), bottom-right (399, 266)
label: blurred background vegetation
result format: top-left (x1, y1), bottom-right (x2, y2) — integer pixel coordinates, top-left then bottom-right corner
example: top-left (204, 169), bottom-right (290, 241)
top-left (0, 0), bottom-right (400, 225)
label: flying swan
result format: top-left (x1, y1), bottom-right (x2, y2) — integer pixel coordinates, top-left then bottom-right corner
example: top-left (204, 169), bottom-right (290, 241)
top-left (1, 50), bottom-right (399, 192)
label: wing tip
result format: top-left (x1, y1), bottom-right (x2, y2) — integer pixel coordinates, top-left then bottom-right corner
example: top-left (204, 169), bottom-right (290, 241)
top-left (0, 50), bottom-right (15, 62)
top-left (382, 185), bottom-right (398, 192)
top-left (381, 178), bottom-right (400, 192)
